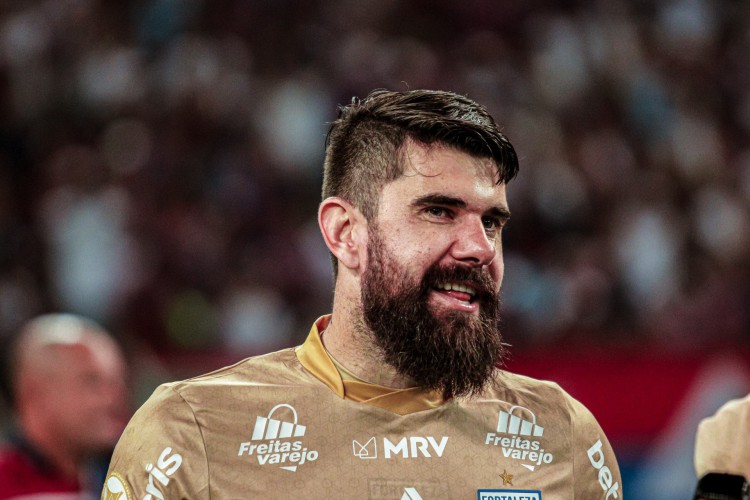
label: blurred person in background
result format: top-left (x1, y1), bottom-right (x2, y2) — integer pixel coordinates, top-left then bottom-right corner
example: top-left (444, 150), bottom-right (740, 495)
top-left (0, 313), bottom-right (129, 499)
top-left (102, 89), bottom-right (620, 499)
top-left (694, 394), bottom-right (750, 493)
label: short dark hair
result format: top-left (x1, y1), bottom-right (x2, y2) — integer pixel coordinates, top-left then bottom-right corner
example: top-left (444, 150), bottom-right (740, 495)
top-left (322, 89), bottom-right (519, 221)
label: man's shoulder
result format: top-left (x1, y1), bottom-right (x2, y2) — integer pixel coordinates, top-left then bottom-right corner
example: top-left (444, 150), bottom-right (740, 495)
top-left (696, 393), bottom-right (750, 444)
top-left (147, 346), bottom-right (314, 404)
top-left (478, 368), bottom-right (590, 419)
top-left (182, 346), bottom-right (301, 382)
top-left (487, 369), bottom-right (571, 400)
top-left (706, 393), bottom-right (750, 423)
top-left (695, 393), bottom-right (750, 478)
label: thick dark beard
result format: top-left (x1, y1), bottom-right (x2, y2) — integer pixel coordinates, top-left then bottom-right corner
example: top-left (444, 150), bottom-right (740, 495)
top-left (359, 229), bottom-right (507, 399)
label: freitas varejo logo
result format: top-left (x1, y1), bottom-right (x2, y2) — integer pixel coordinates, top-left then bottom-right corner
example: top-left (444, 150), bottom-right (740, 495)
top-left (237, 403), bottom-right (319, 472)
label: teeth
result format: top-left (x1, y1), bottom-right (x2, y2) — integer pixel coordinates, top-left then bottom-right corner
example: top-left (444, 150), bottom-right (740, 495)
top-left (437, 283), bottom-right (476, 296)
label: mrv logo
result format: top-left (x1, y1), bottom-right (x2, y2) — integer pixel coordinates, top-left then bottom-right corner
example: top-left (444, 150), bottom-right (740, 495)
top-left (353, 436), bottom-right (449, 459)
top-left (238, 403), bottom-right (318, 472)
top-left (485, 405), bottom-right (554, 472)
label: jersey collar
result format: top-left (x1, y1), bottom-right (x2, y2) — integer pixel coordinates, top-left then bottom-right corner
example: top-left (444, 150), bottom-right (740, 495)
top-left (296, 315), bottom-right (446, 415)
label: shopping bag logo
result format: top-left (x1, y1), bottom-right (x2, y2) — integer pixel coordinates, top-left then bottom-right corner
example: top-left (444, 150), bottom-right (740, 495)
top-left (252, 403), bottom-right (306, 440)
top-left (238, 403), bottom-right (318, 472)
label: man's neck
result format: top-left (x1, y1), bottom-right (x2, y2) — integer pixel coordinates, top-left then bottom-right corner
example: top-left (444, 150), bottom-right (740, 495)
top-left (322, 311), bottom-right (414, 390)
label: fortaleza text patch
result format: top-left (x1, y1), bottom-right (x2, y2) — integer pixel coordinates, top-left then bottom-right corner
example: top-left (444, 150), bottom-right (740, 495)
top-left (477, 490), bottom-right (542, 500)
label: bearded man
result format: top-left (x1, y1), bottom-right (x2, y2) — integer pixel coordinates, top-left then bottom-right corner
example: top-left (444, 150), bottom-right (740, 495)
top-left (103, 89), bottom-right (621, 499)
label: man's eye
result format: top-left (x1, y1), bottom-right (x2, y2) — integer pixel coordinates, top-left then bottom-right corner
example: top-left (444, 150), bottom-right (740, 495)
top-left (426, 207), bottom-right (448, 217)
top-left (482, 217), bottom-right (501, 232)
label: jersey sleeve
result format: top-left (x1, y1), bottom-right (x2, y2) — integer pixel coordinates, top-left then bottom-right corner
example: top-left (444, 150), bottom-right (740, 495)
top-left (569, 397), bottom-right (622, 499)
top-left (101, 384), bottom-right (209, 500)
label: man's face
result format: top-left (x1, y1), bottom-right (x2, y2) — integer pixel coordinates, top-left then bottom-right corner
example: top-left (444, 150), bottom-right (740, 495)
top-left (359, 140), bottom-right (510, 397)
top-left (43, 339), bottom-right (129, 455)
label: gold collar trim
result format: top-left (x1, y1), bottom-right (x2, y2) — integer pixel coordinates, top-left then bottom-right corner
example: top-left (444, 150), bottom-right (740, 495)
top-left (295, 315), bottom-right (446, 415)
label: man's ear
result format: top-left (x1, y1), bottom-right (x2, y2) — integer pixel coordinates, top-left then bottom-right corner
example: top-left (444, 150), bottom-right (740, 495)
top-left (318, 197), bottom-right (367, 271)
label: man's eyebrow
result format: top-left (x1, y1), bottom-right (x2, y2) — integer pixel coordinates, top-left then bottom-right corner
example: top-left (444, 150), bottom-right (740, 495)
top-left (411, 193), bottom-right (511, 220)
top-left (411, 194), bottom-right (467, 209)
top-left (488, 206), bottom-right (512, 221)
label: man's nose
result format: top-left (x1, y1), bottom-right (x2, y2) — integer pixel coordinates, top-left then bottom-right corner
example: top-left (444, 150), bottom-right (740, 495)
top-left (449, 218), bottom-right (497, 266)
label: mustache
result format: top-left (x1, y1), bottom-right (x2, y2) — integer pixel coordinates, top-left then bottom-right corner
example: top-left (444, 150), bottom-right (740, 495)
top-left (420, 264), bottom-right (497, 300)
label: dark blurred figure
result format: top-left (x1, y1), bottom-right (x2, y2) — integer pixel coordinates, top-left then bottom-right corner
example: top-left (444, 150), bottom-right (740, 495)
top-left (0, 314), bottom-right (129, 499)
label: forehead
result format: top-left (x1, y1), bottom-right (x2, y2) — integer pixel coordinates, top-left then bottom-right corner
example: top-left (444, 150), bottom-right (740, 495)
top-left (380, 141), bottom-right (507, 208)
top-left (42, 338), bottom-right (124, 377)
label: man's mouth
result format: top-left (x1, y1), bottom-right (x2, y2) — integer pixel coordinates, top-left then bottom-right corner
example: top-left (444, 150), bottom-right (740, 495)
top-left (435, 282), bottom-right (478, 303)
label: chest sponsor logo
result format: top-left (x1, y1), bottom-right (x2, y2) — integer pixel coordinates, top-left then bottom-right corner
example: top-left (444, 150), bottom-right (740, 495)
top-left (587, 439), bottom-right (620, 499)
top-left (143, 447), bottom-right (183, 500)
top-left (101, 471), bottom-right (133, 500)
top-left (353, 436), bottom-right (377, 459)
top-left (477, 490), bottom-right (542, 500)
top-left (238, 403), bottom-right (319, 472)
top-left (353, 436), bottom-right (449, 459)
top-left (485, 405), bottom-right (554, 471)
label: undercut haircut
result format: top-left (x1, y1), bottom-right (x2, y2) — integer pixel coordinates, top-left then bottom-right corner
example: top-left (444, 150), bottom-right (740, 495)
top-left (322, 89), bottom-right (519, 222)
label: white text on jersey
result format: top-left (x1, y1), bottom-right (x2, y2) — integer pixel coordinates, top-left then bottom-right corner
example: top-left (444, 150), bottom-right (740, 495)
top-left (238, 404), bottom-right (319, 472)
top-left (485, 406), bottom-right (555, 471)
top-left (383, 436), bottom-right (449, 458)
top-left (587, 439), bottom-right (620, 499)
top-left (143, 447), bottom-right (183, 500)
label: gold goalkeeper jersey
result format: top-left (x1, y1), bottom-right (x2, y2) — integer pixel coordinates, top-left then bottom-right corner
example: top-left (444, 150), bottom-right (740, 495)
top-left (102, 316), bottom-right (622, 499)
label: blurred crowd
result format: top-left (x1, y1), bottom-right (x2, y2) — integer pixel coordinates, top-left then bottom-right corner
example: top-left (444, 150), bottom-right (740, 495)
top-left (0, 0), bottom-right (748, 371)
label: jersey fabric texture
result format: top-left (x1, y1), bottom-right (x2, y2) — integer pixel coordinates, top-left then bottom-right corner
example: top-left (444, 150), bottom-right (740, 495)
top-left (103, 316), bottom-right (622, 499)
top-left (695, 393), bottom-right (750, 480)
top-left (0, 435), bottom-right (81, 499)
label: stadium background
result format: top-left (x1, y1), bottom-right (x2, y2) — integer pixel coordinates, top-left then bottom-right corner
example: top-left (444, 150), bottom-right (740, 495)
top-left (0, 0), bottom-right (749, 497)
